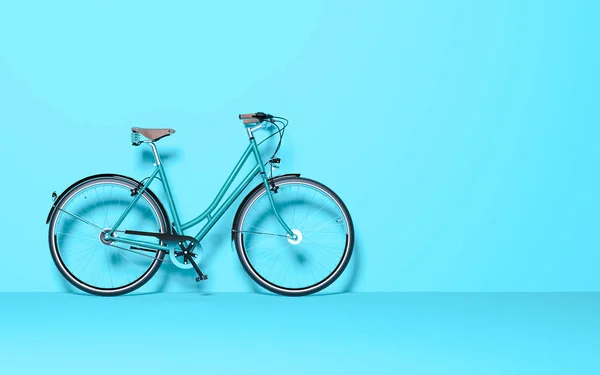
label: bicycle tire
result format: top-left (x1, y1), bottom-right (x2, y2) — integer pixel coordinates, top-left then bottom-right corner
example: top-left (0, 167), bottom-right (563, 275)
top-left (47, 174), bottom-right (169, 296)
top-left (232, 176), bottom-right (354, 296)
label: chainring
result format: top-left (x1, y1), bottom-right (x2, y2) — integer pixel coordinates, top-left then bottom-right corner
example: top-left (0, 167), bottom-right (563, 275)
top-left (169, 242), bottom-right (204, 269)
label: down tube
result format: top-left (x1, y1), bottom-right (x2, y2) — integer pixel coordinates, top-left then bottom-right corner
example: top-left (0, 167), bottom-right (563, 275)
top-left (194, 165), bottom-right (260, 242)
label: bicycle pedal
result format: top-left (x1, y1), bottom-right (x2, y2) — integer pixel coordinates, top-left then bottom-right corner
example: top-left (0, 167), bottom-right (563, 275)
top-left (195, 275), bottom-right (208, 282)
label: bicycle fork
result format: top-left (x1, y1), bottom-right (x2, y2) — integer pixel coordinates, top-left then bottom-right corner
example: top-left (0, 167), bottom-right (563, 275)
top-left (249, 137), bottom-right (297, 240)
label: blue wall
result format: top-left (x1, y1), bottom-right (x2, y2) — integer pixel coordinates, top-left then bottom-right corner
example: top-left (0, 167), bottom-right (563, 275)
top-left (0, 1), bottom-right (598, 292)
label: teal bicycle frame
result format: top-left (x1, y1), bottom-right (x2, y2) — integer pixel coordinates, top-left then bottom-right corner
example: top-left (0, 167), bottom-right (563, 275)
top-left (106, 129), bottom-right (295, 253)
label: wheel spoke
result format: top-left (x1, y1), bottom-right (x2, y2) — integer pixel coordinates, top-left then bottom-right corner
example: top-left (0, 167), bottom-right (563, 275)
top-left (244, 236), bottom-right (280, 251)
top-left (291, 185), bottom-right (299, 227)
top-left (235, 230), bottom-right (288, 238)
top-left (112, 246), bottom-right (145, 273)
top-left (58, 208), bottom-right (103, 230)
top-left (304, 238), bottom-right (343, 259)
top-left (95, 188), bottom-right (109, 228)
top-left (56, 231), bottom-right (97, 241)
top-left (104, 247), bottom-right (114, 288)
top-left (303, 217), bottom-right (344, 234)
top-left (244, 223), bottom-right (273, 233)
top-left (298, 200), bottom-right (328, 231)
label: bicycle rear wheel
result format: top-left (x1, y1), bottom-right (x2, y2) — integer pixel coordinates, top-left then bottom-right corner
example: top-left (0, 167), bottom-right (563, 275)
top-left (48, 175), bottom-right (169, 296)
top-left (233, 176), bottom-right (354, 296)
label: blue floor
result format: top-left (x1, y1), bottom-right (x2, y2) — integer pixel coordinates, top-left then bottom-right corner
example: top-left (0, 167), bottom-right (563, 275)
top-left (1, 292), bottom-right (599, 374)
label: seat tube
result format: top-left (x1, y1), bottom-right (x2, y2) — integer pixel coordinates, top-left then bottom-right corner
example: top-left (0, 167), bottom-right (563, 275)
top-left (149, 142), bottom-right (183, 233)
top-left (249, 137), bottom-right (295, 238)
top-left (157, 163), bottom-right (183, 233)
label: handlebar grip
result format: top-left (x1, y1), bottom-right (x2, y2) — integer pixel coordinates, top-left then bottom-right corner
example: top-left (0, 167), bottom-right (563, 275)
top-left (243, 118), bottom-right (261, 125)
top-left (239, 113), bottom-right (256, 119)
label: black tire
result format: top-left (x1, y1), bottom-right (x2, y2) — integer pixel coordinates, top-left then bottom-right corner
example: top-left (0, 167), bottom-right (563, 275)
top-left (232, 176), bottom-right (354, 296)
top-left (48, 174), bottom-right (169, 296)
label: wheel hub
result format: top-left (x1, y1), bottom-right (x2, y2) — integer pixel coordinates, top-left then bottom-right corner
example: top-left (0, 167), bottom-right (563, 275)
top-left (287, 229), bottom-right (303, 245)
top-left (99, 228), bottom-right (115, 245)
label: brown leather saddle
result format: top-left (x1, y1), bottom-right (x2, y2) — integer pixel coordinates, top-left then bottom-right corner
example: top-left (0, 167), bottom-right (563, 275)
top-left (131, 127), bottom-right (175, 142)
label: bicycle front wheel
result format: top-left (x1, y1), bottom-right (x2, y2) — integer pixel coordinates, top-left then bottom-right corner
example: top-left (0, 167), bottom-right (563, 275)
top-left (233, 176), bottom-right (354, 296)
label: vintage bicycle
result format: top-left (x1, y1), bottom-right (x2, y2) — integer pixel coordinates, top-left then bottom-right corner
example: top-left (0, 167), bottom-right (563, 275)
top-left (46, 112), bottom-right (354, 296)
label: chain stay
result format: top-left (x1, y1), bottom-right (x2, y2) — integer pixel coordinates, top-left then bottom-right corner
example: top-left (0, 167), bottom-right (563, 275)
top-left (109, 243), bottom-right (173, 264)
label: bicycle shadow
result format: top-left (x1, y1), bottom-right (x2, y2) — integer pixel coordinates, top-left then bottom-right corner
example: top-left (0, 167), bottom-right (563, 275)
top-left (139, 147), bottom-right (178, 164)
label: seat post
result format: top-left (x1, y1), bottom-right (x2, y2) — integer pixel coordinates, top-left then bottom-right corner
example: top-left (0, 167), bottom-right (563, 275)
top-left (146, 142), bottom-right (162, 165)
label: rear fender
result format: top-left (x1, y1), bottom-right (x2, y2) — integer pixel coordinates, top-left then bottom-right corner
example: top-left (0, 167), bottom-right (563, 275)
top-left (45, 173), bottom-right (167, 225)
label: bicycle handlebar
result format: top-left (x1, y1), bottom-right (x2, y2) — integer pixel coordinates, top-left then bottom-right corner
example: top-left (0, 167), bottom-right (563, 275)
top-left (243, 118), bottom-right (261, 125)
top-left (238, 112), bottom-right (273, 122)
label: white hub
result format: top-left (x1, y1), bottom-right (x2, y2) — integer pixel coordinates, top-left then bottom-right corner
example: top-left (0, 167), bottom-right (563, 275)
top-left (287, 229), bottom-right (303, 245)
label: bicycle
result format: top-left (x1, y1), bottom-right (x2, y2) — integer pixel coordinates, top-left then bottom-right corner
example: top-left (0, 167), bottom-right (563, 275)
top-left (46, 112), bottom-right (354, 296)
